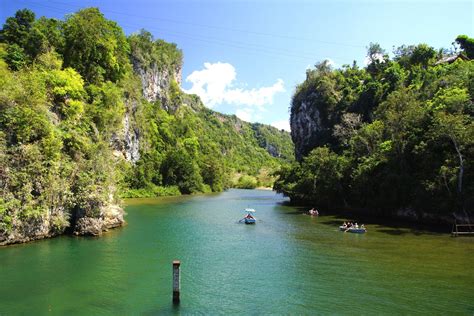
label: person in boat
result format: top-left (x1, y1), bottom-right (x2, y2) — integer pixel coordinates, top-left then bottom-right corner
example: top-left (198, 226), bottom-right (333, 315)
top-left (308, 208), bottom-right (319, 216)
top-left (246, 213), bottom-right (254, 219)
top-left (361, 224), bottom-right (365, 229)
top-left (355, 223), bottom-right (359, 228)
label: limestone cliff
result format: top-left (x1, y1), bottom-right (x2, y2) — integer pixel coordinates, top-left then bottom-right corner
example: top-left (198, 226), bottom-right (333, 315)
top-left (134, 61), bottom-right (182, 105)
top-left (111, 99), bottom-right (140, 164)
top-left (290, 100), bottom-right (325, 161)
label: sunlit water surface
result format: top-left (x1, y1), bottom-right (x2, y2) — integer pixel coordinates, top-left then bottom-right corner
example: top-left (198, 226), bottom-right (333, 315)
top-left (1, 189), bottom-right (473, 314)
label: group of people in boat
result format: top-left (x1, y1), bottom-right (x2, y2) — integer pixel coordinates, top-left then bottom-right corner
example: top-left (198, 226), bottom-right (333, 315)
top-left (245, 213), bottom-right (255, 220)
top-left (308, 208), bottom-right (319, 216)
top-left (341, 222), bottom-right (365, 230)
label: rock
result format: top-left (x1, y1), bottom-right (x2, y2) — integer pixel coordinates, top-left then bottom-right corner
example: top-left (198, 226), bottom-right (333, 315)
top-left (290, 101), bottom-right (326, 161)
top-left (133, 61), bottom-right (182, 105)
top-left (74, 217), bottom-right (104, 236)
top-left (123, 112), bottom-right (140, 163)
top-left (110, 101), bottom-right (140, 164)
top-left (0, 208), bottom-right (66, 246)
top-left (73, 203), bottom-right (125, 236)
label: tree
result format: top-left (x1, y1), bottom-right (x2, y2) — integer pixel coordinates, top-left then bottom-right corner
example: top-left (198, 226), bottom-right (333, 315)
top-left (4, 44), bottom-right (27, 70)
top-left (455, 35), bottom-right (474, 59)
top-left (297, 147), bottom-right (347, 207)
top-left (0, 9), bottom-right (35, 47)
top-left (62, 8), bottom-right (130, 84)
top-left (431, 112), bottom-right (473, 212)
top-left (410, 44), bottom-right (436, 67)
top-left (366, 42), bottom-right (388, 76)
top-left (161, 147), bottom-right (204, 194)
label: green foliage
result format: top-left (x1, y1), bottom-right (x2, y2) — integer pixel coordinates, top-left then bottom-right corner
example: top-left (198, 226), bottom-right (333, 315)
top-left (235, 175), bottom-right (258, 189)
top-left (121, 185), bottom-right (181, 198)
top-left (128, 29), bottom-right (182, 71)
top-left (0, 9), bottom-right (35, 48)
top-left (62, 8), bottom-right (130, 84)
top-left (0, 9), bottom-right (64, 69)
top-left (455, 35), bottom-right (474, 59)
top-left (4, 43), bottom-right (27, 70)
top-left (0, 7), bottom-right (295, 239)
top-left (252, 123), bottom-right (294, 161)
top-left (278, 38), bottom-right (474, 217)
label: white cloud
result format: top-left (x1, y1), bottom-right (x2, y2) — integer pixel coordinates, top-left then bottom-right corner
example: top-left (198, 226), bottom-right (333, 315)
top-left (184, 62), bottom-right (285, 109)
top-left (271, 119), bottom-right (291, 132)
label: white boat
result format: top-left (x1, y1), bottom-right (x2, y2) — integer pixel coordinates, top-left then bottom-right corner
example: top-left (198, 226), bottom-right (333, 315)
top-left (240, 208), bottom-right (256, 224)
top-left (339, 225), bottom-right (367, 233)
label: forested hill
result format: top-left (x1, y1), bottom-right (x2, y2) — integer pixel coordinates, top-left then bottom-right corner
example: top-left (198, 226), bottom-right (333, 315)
top-left (0, 8), bottom-right (293, 245)
top-left (275, 38), bottom-right (473, 223)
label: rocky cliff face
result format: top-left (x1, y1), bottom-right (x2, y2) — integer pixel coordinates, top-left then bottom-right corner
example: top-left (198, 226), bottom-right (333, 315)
top-left (0, 206), bottom-right (67, 246)
top-left (133, 61), bottom-right (182, 106)
top-left (111, 99), bottom-right (140, 164)
top-left (0, 200), bottom-right (124, 246)
top-left (72, 203), bottom-right (124, 236)
top-left (290, 99), bottom-right (326, 161)
top-left (111, 60), bottom-right (183, 164)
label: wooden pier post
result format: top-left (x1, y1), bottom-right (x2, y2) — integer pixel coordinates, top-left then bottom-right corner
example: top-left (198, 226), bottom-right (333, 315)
top-left (172, 260), bottom-right (181, 303)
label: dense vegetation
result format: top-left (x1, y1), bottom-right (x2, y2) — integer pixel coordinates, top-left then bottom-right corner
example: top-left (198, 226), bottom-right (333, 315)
top-left (275, 38), bottom-right (473, 220)
top-left (0, 8), bottom-right (293, 240)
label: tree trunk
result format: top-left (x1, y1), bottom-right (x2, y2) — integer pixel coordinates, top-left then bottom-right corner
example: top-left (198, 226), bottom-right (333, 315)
top-left (450, 136), bottom-right (463, 195)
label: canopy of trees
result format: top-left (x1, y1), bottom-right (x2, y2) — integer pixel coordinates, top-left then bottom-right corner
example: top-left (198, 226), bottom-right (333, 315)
top-left (276, 38), bottom-right (473, 219)
top-left (0, 8), bottom-right (294, 237)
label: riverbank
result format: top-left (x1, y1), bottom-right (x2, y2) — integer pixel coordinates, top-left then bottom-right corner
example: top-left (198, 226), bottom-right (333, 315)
top-left (0, 203), bottom-right (125, 247)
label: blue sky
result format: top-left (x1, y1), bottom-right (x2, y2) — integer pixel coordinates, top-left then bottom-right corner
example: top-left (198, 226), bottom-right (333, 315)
top-left (1, 0), bottom-right (473, 130)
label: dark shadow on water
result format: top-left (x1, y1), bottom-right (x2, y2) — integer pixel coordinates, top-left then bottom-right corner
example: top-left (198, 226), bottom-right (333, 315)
top-left (141, 301), bottom-right (182, 316)
top-left (319, 219), bottom-right (344, 226)
top-left (317, 212), bottom-right (450, 236)
top-left (277, 204), bottom-right (311, 213)
top-left (283, 210), bottom-right (305, 216)
top-left (376, 229), bottom-right (406, 236)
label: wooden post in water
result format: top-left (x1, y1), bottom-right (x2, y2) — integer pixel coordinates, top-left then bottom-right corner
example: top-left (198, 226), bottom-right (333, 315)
top-left (172, 260), bottom-right (181, 304)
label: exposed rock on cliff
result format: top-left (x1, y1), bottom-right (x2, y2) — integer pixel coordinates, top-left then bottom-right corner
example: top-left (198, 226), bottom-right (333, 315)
top-left (290, 100), bottom-right (325, 161)
top-left (290, 62), bottom-right (342, 161)
top-left (73, 204), bottom-right (124, 236)
top-left (133, 62), bottom-right (182, 106)
top-left (0, 208), bottom-right (67, 246)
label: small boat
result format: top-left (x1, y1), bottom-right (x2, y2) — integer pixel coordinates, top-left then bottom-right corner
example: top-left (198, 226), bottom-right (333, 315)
top-left (339, 225), bottom-right (367, 233)
top-left (240, 208), bottom-right (256, 224)
top-left (346, 227), bottom-right (366, 234)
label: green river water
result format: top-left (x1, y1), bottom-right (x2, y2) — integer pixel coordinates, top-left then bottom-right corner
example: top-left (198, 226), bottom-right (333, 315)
top-left (1, 189), bottom-right (473, 315)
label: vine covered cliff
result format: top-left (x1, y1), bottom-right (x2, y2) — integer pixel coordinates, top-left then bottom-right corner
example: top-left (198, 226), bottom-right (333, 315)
top-left (279, 42), bottom-right (473, 223)
top-left (0, 8), bottom-right (293, 245)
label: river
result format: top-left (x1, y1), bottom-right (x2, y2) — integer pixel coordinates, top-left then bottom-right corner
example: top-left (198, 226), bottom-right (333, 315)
top-left (1, 189), bottom-right (473, 315)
